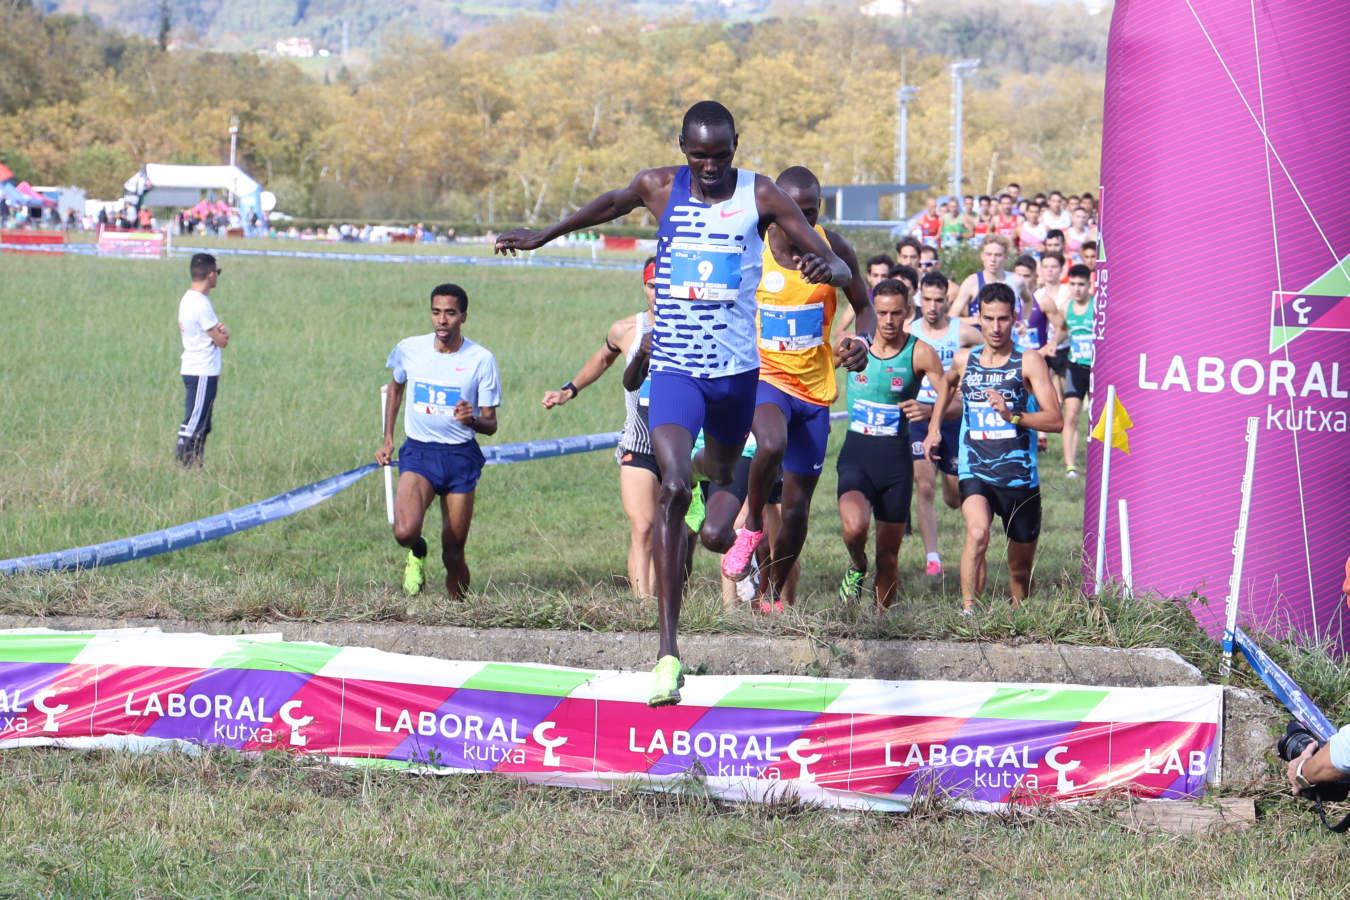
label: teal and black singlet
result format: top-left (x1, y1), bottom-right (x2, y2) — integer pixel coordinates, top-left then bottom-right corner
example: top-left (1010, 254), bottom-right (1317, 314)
top-left (956, 345), bottom-right (1039, 488)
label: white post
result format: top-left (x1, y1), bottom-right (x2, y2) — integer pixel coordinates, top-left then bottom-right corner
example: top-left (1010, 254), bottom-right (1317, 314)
top-left (591, 240), bottom-right (598, 261)
top-left (381, 385), bottom-right (395, 525)
top-left (1118, 498), bottom-right (1132, 597)
top-left (1221, 417), bottom-right (1260, 678)
top-left (1093, 383), bottom-right (1117, 593)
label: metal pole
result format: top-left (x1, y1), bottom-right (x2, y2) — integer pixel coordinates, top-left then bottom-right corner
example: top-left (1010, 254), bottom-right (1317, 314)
top-left (895, 86), bottom-right (917, 219)
top-left (229, 116), bottom-right (239, 168)
top-left (381, 386), bottom-right (395, 525)
top-left (1093, 383), bottom-right (1116, 593)
top-left (948, 60), bottom-right (979, 201)
top-left (1221, 417), bottom-right (1260, 680)
top-left (952, 73), bottom-right (962, 200)
top-left (1118, 498), bottom-right (1132, 597)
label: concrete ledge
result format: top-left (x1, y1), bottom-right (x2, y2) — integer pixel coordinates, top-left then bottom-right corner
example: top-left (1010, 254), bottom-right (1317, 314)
top-left (0, 615), bottom-right (1208, 685)
top-left (0, 614), bottom-right (1285, 785)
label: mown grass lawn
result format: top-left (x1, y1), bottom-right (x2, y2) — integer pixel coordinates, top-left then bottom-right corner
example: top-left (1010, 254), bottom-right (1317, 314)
top-left (3, 247), bottom-right (1347, 897)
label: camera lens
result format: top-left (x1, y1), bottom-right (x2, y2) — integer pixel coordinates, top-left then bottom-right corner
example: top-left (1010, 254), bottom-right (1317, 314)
top-left (1278, 721), bottom-right (1317, 762)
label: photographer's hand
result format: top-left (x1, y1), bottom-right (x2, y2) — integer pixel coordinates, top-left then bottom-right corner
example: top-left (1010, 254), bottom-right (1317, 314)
top-left (1288, 743), bottom-right (1317, 796)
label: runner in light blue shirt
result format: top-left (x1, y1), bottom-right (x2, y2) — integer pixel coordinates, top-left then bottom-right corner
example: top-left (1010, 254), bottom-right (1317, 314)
top-left (376, 283), bottom-right (501, 601)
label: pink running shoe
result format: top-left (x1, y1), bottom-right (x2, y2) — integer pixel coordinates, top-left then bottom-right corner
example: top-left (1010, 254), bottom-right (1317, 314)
top-left (925, 560), bottom-right (943, 576)
top-left (721, 528), bottom-right (763, 581)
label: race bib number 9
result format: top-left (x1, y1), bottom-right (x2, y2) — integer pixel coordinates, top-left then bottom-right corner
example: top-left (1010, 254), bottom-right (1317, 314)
top-left (966, 400), bottom-right (1016, 441)
top-left (759, 302), bottom-right (825, 352)
top-left (668, 241), bottom-right (742, 303)
top-left (412, 381), bottom-right (461, 415)
top-left (849, 399), bottom-right (901, 437)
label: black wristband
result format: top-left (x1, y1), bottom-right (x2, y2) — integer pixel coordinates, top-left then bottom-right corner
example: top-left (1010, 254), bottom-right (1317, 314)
top-left (562, 381), bottom-right (579, 398)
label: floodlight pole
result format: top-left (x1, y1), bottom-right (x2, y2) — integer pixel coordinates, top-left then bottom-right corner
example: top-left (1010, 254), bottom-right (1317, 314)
top-left (949, 59), bottom-right (979, 200)
top-left (229, 116), bottom-right (240, 168)
top-left (895, 85), bottom-right (918, 219)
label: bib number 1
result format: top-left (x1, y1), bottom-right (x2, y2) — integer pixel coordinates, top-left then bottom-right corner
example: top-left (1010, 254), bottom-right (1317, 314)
top-left (759, 302), bottom-right (825, 352)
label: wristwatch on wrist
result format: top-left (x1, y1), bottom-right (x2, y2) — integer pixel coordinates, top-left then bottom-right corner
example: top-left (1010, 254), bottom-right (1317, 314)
top-left (1296, 758), bottom-right (1315, 790)
top-left (1009, 413), bottom-right (1022, 426)
top-left (562, 381), bottom-right (579, 399)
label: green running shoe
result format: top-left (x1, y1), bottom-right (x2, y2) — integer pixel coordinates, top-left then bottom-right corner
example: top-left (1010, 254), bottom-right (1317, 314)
top-left (684, 481), bottom-right (706, 532)
top-left (403, 550), bottom-right (426, 596)
top-left (648, 655), bottom-right (685, 707)
top-left (838, 566), bottom-right (866, 604)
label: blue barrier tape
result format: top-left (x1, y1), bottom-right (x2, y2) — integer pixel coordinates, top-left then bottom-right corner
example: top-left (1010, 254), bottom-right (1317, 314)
top-left (484, 431), bottom-right (620, 465)
top-left (1231, 626), bottom-right (1337, 741)
top-left (172, 246), bottom-right (637, 271)
top-left (1, 430), bottom-right (622, 576)
top-left (1, 242), bottom-right (97, 256)
top-left (1, 463), bottom-right (377, 576)
top-left (1, 241), bottom-right (643, 271)
top-left (2, 408), bottom-right (856, 576)
top-left (170, 244), bottom-right (642, 271)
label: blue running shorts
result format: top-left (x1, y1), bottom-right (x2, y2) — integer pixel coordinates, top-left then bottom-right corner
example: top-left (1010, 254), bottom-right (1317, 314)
top-left (649, 369), bottom-right (758, 449)
top-left (398, 438), bottom-right (485, 495)
top-left (755, 380), bottom-right (831, 477)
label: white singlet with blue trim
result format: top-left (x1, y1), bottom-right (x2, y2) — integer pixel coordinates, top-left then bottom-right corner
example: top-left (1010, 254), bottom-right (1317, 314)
top-left (913, 317), bottom-right (961, 404)
top-left (650, 166), bottom-right (763, 379)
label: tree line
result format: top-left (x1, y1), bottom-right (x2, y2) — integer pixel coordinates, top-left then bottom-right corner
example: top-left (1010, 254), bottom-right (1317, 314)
top-left (0, 1), bottom-right (1105, 225)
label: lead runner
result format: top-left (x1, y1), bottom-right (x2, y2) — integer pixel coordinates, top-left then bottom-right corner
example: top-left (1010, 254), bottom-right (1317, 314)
top-left (495, 101), bottom-right (850, 705)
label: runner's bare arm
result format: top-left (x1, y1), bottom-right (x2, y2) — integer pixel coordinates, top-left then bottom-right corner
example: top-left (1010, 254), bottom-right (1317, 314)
top-left (622, 330), bottom-right (652, 392)
top-left (826, 228), bottom-right (875, 371)
top-left (495, 168), bottom-right (673, 254)
top-left (1018, 351), bottom-right (1063, 434)
top-left (834, 304), bottom-right (856, 337)
top-left (1039, 296), bottom-right (1067, 358)
top-left (1014, 273), bottom-right (1037, 311)
top-left (938, 348), bottom-right (970, 423)
top-left (755, 176), bottom-right (849, 287)
top-left (1042, 295), bottom-right (1067, 336)
top-left (454, 401), bottom-right (498, 436)
top-left (542, 317), bottom-right (630, 408)
top-left (915, 342), bottom-right (950, 461)
top-left (955, 275), bottom-right (979, 327)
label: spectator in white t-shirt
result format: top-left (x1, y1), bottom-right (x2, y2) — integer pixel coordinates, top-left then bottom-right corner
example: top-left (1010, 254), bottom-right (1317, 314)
top-left (176, 253), bottom-right (229, 467)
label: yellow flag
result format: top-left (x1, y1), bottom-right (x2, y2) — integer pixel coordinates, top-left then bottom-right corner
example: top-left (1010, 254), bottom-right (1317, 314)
top-left (1090, 393), bottom-right (1133, 454)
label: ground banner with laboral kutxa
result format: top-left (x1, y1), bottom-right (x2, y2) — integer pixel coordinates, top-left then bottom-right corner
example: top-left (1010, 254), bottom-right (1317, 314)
top-left (1088, 0), bottom-right (1350, 647)
top-left (0, 629), bottom-right (1219, 812)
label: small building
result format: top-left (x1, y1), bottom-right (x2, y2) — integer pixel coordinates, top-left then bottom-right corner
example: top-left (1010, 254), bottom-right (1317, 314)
top-left (275, 37), bottom-right (315, 58)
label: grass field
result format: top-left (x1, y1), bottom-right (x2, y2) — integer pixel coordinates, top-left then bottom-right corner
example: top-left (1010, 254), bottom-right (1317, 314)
top-left (2, 245), bottom-right (1089, 629)
top-left (4, 245), bottom-right (1349, 896)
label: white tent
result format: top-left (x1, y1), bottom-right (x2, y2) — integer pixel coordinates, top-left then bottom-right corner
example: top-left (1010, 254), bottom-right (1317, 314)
top-left (123, 164), bottom-right (262, 211)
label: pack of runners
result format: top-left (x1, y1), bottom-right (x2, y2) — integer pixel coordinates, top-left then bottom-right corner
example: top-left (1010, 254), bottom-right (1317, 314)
top-left (373, 101), bottom-right (1097, 706)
